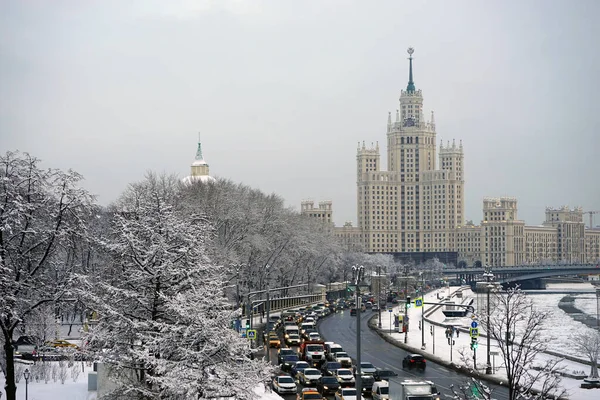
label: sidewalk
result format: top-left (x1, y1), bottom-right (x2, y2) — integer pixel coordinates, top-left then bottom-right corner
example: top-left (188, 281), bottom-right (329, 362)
top-left (372, 286), bottom-right (596, 400)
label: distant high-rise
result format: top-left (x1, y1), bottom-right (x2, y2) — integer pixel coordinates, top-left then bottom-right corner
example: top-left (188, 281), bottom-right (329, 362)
top-left (356, 48), bottom-right (464, 253)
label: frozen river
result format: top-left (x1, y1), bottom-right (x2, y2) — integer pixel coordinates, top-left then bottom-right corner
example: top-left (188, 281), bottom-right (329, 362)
top-left (523, 282), bottom-right (598, 358)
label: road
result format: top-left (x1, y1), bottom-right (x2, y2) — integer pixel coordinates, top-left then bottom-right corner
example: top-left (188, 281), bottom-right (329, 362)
top-left (318, 309), bottom-right (510, 400)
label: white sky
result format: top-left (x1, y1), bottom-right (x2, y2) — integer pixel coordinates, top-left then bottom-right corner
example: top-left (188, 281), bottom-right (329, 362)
top-left (1, 0), bottom-right (599, 226)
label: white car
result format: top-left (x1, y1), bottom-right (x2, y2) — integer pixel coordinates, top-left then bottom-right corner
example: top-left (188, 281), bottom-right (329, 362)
top-left (334, 387), bottom-right (364, 400)
top-left (334, 368), bottom-right (355, 386)
top-left (333, 351), bottom-right (352, 368)
top-left (272, 375), bottom-right (297, 394)
top-left (354, 361), bottom-right (377, 375)
top-left (298, 368), bottom-right (322, 385)
top-left (308, 332), bottom-right (321, 341)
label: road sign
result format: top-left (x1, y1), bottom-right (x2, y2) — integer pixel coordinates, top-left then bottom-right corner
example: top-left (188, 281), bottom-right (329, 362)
top-left (415, 298), bottom-right (423, 308)
top-left (247, 329), bottom-right (257, 340)
top-left (241, 328), bottom-right (247, 338)
top-left (469, 327), bottom-right (479, 338)
top-left (388, 307), bottom-right (393, 312)
top-left (471, 321), bottom-right (478, 329)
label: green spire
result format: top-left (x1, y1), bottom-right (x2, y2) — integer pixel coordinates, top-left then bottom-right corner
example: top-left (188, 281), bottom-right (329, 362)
top-left (406, 47), bottom-right (415, 93)
top-left (195, 132), bottom-right (204, 160)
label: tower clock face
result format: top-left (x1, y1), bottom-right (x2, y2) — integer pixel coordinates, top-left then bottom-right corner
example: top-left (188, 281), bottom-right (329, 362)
top-left (403, 117), bottom-right (415, 127)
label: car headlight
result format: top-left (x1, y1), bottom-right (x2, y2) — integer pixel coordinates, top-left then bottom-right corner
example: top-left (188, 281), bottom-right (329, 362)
top-left (323, 386), bottom-right (328, 390)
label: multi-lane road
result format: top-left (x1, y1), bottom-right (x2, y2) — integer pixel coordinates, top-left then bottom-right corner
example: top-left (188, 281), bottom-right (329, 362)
top-left (317, 309), bottom-right (510, 400)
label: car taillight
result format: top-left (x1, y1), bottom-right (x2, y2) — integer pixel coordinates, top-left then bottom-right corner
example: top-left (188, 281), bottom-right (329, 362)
top-left (410, 359), bottom-right (414, 362)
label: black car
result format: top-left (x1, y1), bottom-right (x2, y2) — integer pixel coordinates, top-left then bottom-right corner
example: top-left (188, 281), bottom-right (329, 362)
top-left (280, 354), bottom-right (300, 372)
top-left (358, 374), bottom-right (376, 393)
top-left (373, 368), bottom-right (399, 381)
top-left (278, 348), bottom-right (297, 365)
top-left (402, 354), bottom-right (426, 370)
top-left (316, 375), bottom-right (341, 395)
top-left (321, 361), bottom-right (341, 376)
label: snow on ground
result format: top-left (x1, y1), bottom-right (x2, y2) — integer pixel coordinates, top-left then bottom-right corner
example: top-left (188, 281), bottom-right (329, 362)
top-left (0, 362), bottom-right (96, 400)
top-left (0, 362), bottom-right (282, 400)
top-left (379, 286), bottom-right (598, 400)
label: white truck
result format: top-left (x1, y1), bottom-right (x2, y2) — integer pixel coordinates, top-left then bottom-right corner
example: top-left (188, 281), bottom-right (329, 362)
top-left (399, 380), bottom-right (440, 400)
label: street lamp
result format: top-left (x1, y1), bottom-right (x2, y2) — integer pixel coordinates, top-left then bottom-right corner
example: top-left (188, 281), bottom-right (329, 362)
top-left (23, 368), bottom-right (30, 400)
top-left (596, 288), bottom-right (600, 330)
top-left (483, 265), bottom-right (494, 375)
top-left (377, 266), bottom-right (384, 328)
top-left (352, 265), bottom-right (365, 395)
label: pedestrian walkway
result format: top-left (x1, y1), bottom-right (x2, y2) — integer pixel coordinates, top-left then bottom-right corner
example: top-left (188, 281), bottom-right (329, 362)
top-left (374, 286), bottom-right (595, 400)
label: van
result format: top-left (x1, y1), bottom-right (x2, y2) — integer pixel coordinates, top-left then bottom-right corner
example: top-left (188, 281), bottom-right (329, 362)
top-left (372, 380), bottom-right (390, 400)
top-left (284, 325), bottom-right (300, 339)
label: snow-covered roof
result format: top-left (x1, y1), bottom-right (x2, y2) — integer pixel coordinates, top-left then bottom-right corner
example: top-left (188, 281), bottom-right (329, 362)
top-left (191, 159), bottom-right (208, 166)
top-left (181, 175), bottom-right (216, 185)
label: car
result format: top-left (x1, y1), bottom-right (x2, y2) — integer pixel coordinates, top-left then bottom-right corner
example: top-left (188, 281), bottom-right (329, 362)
top-left (333, 351), bottom-right (352, 368)
top-left (353, 361), bottom-right (377, 375)
top-left (298, 368), bottom-right (322, 385)
top-left (272, 374), bottom-right (298, 395)
top-left (278, 348), bottom-right (297, 364)
top-left (357, 374), bottom-right (375, 394)
top-left (280, 354), bottom-right (300, 372)
top-left (286, 333), bottom-right (302, 346)
top-left (302, 328), bottom-right (317, 340)
top-left (334, 387), bottom-right (364, 400)
top-left (350, 308), bottom-right (357, 316)
top-left (297, 387), bottom-right (323, 400)
top-left (291, 361), bottom-right (310, 378)
top-left (308, 332), bottom-right (322, 341)
top-left (372, 368), bottom-right (398, 381)
top-left (316, 375), bottom-right (341, 395)
top-left (326, 344), bottom-right (344, 361)
top-left (372, 304), bottom-right (380, 311)
top-left (46, 339), bottom-right (78, 349)
top-left (402, 354), bottom-right (426, 370)
top-left (268, 332), bottom-right (281, 348)
top-left (333, 368), bottom-right (355, 387)
top-left (321, 361), bottom-right (342, 376)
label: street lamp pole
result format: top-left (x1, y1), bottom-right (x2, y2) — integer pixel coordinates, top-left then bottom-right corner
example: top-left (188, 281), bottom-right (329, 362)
top-left (421, 272), bottom-right (426, 349)
top-left (24, 368), bottom-right (30, 400)
top-left (484, 265), bottom-right (494, 375)
top-left (352, 265), bottom-right (365, 395)
top-left (378, 266), bottom-right (382, 328)
top-left (596, 288), bottom-right (600, 330)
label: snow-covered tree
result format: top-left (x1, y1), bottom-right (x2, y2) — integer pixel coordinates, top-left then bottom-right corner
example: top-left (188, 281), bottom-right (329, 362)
top-left (0, 151), bottom-right (94, 400)
top-left (80, 173), bottom-right (272, 399)
top-left (571, 329), bottom-right (600, 381)
top-left (485, 287), bottom-right (567, 400)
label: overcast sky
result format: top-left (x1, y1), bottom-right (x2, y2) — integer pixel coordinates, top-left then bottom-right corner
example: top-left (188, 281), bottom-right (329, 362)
top-left (1, 0), bottom-right (599, 227)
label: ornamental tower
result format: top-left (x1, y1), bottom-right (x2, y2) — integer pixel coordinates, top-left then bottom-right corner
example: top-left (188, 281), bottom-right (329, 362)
top-left (356, 48), bottom-right (465, 254)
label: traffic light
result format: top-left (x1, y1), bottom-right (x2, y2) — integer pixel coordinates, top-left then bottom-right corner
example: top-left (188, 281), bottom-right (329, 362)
top-left (406, 296), bottom-right (411, 307)
top-left (245, 319), bottom-right (250, 329)
top-left (470, 338), bottom-right (478, 350)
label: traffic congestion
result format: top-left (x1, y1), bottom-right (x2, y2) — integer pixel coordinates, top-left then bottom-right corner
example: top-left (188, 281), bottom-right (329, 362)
top-left (263, 297), bottom-right (441, 400)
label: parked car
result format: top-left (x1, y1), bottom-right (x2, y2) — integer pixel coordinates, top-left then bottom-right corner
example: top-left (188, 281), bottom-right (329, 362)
top-left (46, 339), bottom-right (78, 349)
top-left (316, 375), bottom-right (341, 395)
top-left (402, 354), bottom-right (426, 370)
top-left (272, 374), bottom-right (297, 395)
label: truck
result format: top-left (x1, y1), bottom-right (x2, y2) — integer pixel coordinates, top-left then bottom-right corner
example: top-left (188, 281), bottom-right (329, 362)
top-left (399, 380), bottom-right (440, 400)
top-left (299, 340), bottom-right (326, 367)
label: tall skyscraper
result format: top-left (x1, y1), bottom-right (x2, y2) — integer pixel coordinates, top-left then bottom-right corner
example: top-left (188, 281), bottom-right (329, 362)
top-left (356, 48), bottom-right (464, 254)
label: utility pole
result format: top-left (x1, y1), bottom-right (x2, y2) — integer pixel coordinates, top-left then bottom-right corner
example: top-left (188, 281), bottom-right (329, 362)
top-left (404, 264), bottom-right (409, 344)
top-left (352, 265), bottom-right (365, 395)
top-left (265, 287), bottom-right (270, 363)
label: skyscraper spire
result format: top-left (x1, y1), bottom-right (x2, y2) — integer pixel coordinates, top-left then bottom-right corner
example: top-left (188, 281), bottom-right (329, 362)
top-left (406, 47), bottom-right (416, 93)
top-left (195, 132), bottom-right (204, 161)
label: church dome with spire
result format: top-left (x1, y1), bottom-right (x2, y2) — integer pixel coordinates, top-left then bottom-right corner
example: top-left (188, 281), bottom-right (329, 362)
top-left (182, 134), bottom-right (216, 185)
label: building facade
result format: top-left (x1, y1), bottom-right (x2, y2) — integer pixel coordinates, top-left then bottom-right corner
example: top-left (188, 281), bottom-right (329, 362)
top-left (301, 200), bottom-right (333, 225)
top-left (356, 48), bottom-right (464, 254)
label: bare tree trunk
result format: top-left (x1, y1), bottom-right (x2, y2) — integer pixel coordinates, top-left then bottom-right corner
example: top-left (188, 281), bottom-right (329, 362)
top-left (3, 327), bottom-right (16, 400)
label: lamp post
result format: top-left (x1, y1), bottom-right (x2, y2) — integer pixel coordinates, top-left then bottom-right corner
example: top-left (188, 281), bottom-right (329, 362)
top-left (265, 265), bottom-right (271, 363)
top-left (420, 271), bottom-right (426, 349)
top-left (483, 265), bottom-right (494, 375)
top-left (23, 368), bottom-right (30, 400)
top-left (352, 265), bottom-right (365, 395)
top-left (596, 288), bottom-right (600, 330)
top-left (377, 266), bottom-right (383, 328)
